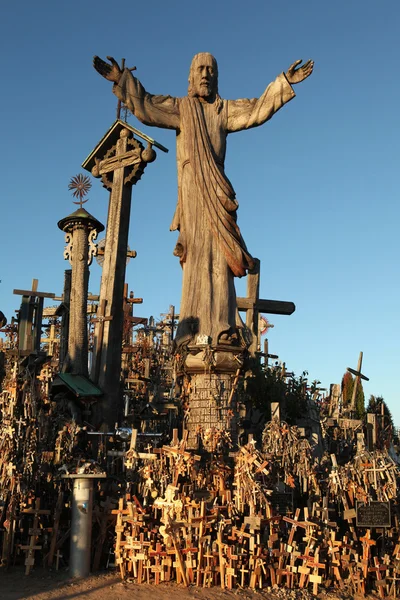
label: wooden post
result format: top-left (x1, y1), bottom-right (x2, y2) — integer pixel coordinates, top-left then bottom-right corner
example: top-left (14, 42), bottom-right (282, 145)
top-left (47, 490), bottom-right (63, 567)
top-left (329, 383), bottom-right (341, 417)
top-left (91, 299), bottom-right (113, 383)
top-left (367, 413), bottom-right (377, 449)
top-left (244, 258), bottom-right (260, 356)
top-left (217, 524), bottom-right (225, 589)
top-left (59, 269), bottom-right (71, 368)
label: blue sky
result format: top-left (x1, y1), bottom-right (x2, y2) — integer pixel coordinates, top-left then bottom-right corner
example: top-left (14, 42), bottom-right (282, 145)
top-left (1, 1), bottom-right (399, 419)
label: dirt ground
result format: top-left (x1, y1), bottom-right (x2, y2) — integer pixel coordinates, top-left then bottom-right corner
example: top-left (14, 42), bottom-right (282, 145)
top-left (0, 567), bottom-right (360, 600)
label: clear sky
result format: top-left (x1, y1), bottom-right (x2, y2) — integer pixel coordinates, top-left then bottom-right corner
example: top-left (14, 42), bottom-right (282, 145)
top-left (0, 1), bottom-right (399, 419)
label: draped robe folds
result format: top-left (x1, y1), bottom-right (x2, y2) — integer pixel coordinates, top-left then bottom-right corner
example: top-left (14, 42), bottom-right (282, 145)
top-left (113, 70), bottom-right (295, 347)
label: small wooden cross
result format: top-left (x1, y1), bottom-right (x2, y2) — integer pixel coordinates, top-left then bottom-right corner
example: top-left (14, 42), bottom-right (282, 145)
top-left (283, 508), bottom-right (301, 546)
top-left (125, 429), bottom-right (138, 469)
top-left (369, 555), bottom-right (388, 599)
top-left (387, 565), bottom-right (400, 598)
top-left (239, 562), bottom-right (249, 587)
top-left (149, 542), bottom-right (167, 584)
top-left (55, 550), bottom-right (63, 571)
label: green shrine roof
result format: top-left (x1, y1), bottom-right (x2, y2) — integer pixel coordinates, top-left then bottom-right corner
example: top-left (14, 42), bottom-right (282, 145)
top-left (52, 373), bottom-right (103, 397)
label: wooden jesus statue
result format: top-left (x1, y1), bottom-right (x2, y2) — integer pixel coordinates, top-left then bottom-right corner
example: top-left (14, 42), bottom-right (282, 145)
top-left (93, 53), bottom-right (313, 348)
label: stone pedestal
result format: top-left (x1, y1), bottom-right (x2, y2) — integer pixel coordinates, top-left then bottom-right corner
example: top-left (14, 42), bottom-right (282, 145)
top-left (62, 473), bottom-right (106, 578)
top-left (182, 346), bottom-right (244, 450)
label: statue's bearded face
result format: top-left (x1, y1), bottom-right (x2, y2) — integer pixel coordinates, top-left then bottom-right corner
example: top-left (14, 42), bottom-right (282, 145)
top-left (188, 53), bottom-right (218, 100)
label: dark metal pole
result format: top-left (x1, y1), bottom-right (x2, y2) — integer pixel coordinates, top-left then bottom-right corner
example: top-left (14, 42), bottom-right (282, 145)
top-left (116, 58), bottom-right (125, 120)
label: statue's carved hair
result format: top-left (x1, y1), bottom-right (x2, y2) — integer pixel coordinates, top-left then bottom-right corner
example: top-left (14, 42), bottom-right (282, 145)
top-left (188, 52), bottom-right (223, 114)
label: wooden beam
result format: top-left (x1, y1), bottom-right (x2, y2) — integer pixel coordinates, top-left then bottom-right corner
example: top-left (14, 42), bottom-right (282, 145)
top-left (13, 289), bottom-right (55, 299)
top-left (236, 298), bottom-right (295, 315)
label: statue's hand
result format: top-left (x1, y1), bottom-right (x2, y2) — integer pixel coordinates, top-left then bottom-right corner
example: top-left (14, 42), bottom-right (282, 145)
top-left (93, 56), bottom-right (123, 84)
top-left (285, 59), bottom-right (314, 85)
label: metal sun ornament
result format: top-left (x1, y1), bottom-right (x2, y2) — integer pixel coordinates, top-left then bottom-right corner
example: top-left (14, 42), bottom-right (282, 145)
top-left (68, 173), bottom-right (92, 208)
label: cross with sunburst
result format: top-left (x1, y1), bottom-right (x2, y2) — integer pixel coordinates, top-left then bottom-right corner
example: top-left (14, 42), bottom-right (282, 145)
top-left (68, 173), bottom-right (92, 208)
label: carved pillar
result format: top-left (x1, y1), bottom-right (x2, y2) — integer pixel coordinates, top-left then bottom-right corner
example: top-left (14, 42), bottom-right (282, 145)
top-left (58, 208), bottom-right (104, 375)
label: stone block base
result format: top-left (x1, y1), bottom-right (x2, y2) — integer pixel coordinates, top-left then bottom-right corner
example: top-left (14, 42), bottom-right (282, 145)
top-left (185, 372), bottom-right (239, 450)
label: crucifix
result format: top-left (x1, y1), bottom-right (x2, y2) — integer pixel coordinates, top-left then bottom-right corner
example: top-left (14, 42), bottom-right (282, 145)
top-left (83, 119), bottom-right (167, 428)
top-left (236, 259), bottom-right (295, 356)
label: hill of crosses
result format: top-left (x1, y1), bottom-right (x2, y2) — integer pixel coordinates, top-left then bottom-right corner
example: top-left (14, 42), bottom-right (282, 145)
top-left (0, 52), bottom-right (399, 599)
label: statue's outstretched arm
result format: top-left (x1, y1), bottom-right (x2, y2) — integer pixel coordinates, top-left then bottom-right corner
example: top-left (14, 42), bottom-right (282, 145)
top-left (227, 59), bottom-right (313, 134)
top-left (93, 56), bottom-right (179, 130)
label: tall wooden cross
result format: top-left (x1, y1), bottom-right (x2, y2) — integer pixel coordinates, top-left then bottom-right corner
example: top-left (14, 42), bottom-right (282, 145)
top-left (121, 284), bottom-right (145, 372)
top-left (160, 305), bottom-right (178, 342)
top-left (21, 498), bottom-right (51, 575)
top-left (13, 278), bottom-right (55, 357)
top-left (236, 259), bottom-right (295, 356)
top-left (82, 120), bottom-right (167, 428)
top-left (123, 284), bottom-right (144, 332)
top-left (347, 351), bottom-right (369, 413)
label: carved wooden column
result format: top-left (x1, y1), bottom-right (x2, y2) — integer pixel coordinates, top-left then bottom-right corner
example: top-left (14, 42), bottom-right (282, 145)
top-left (58, 208), bottom-right (104, 375)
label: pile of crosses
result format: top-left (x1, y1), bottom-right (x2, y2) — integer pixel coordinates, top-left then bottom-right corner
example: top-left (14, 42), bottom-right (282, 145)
top-left (0, 335), bottom-right (103, 572)
top-left (1, 281), bottom-right (400, 597)
top-left (0, 285), bottom-right (177, 572)
top-left (112, 426), bottom-right (400, 597)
